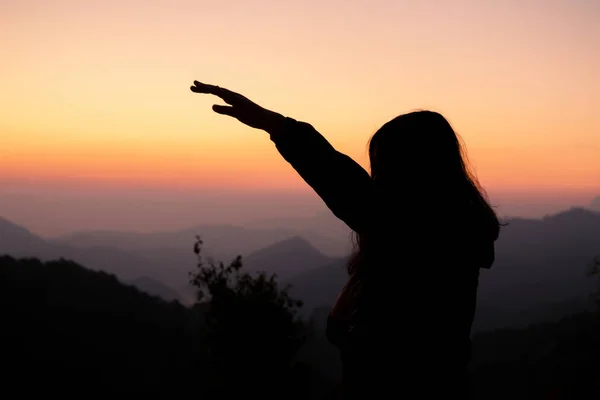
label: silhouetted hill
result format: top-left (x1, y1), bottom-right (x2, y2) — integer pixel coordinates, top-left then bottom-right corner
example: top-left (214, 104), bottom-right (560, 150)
top-left (286, 258), bottom-right (347, 315)
top-left (0, 217), bottom-right (189, 302)
top-left (475, 207), bottom-right (600, 330)
top-left (0, 216), bottom-right (51, 254)
top-left (0, 255), bottom-right (327, 398)
top-left (244, 236), bottom-right (333, 281)
top-left (470, 311), bottom-right (600, 399)
top-left (0, 255), bottom-right (199, 394)
top-left (297, 305), bottom-right (600, 398)
top-left (3, 206), bottom-right (600, 332)
top-left (2, 241), bottom-right (599, 398)
top-left (54, 217), bottom-right (350, 259)
top-left (129, 276), bottom-right (183, 302)
top-left (50, 225), bottom-right (305, 296)
top-left (4, 217), bottom-right (336, 303)
top-left (47, 224), bottom-right (340, 296)
top-left (52, 224), bottom-right (301, 261)
top-left (245, 210), bottom-right (352, 256)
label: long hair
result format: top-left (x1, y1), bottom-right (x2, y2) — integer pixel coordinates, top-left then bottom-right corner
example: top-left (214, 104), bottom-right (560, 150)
top-left (334, 111), bottom-right (501, 320)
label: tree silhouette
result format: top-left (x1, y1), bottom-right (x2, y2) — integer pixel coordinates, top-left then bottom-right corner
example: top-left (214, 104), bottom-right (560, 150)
top-left (189, 236), bottom-right (307, 399)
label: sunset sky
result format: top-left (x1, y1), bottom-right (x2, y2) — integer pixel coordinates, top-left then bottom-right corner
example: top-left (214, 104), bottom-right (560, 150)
top-left (1, 0), bottom-right (599, 234)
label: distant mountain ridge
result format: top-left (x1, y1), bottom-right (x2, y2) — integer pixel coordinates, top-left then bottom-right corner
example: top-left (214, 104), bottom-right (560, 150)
top-left (0, 217), bottom-right (339, 304)
top-left (129, 276), bottom-right (183, 303)
top-left (0, 217), bottom-right (51, 253)
top-left (2, 207), bottom-right (599, 331)
top-left (51, 224), bottom-right (298, 259)
top-left (243, 236), bottom-right (333, 282)
top-left (0, 217), bottom-right (184, 303)
top-left (52, 222), bottom-right (348, 259)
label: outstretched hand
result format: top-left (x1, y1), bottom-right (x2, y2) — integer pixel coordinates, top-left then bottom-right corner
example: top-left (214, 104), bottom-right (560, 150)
top-left (190, 81), bottom-right (284, 132)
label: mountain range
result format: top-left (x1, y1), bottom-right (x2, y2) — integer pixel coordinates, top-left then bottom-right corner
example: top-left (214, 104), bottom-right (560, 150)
top-left (2, 206), bottom-right (600, 332)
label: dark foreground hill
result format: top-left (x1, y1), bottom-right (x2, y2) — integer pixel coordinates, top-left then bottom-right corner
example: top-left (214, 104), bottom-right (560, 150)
top-left (2, 254), bottom-right (600, 399)
top-left (0, 255), bottom-right (329, 398)
top-left (0, 255), bottom-right (200, 395)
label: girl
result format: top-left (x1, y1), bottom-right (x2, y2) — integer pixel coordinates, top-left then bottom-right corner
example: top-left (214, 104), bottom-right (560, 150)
top-left (190, 80), bottom-right (500, 399)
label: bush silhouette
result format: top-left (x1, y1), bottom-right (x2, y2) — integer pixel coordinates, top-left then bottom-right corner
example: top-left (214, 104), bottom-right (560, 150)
top-left (189, 236), bottom-right (308, 399)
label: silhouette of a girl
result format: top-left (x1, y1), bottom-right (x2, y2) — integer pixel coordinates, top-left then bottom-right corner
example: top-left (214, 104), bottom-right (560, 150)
top-left (190, 81), bottom-right (500, 399)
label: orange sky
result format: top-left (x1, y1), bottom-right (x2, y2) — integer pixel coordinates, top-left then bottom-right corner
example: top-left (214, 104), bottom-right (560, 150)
top-left (1, 0), bottom-right (599, 195)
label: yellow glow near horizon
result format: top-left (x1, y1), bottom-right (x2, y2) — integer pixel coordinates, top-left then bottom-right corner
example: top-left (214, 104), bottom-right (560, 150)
top-left (1, 0), bottom-right (599, 194)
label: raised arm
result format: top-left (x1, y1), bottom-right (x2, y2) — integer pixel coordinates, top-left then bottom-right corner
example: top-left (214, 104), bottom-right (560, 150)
top-left (269, 117), bottom-right (373, 233)
top-left (190, 81), bottom-right (373, 233)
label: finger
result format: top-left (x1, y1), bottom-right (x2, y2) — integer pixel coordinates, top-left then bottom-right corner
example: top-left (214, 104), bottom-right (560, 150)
top-left (191, 82), bottom-right (219, 95)
top-left (193, 81), bottom-right (228, 97)
top-left (192, 81), bottom-right (217, 93)
top-left (193, 81), bottom-right (238, 105)
top-left (212, 104), bottom-right (236, 117)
